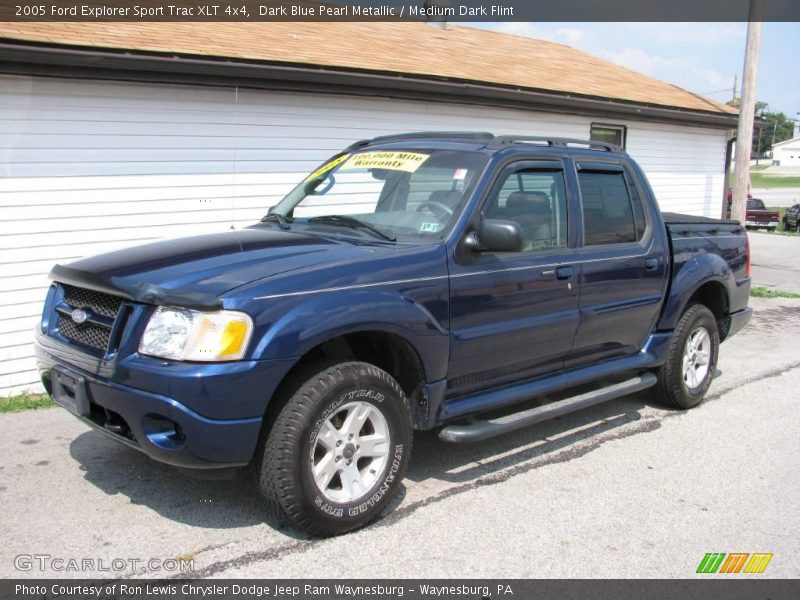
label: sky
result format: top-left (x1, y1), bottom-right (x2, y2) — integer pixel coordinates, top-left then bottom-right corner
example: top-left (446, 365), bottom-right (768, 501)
top-left (474, 22), bottom-right (800, 119)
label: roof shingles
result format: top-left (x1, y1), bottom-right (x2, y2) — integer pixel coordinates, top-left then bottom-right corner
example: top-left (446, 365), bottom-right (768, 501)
top-left (0, 21), bottom-right (736, 115)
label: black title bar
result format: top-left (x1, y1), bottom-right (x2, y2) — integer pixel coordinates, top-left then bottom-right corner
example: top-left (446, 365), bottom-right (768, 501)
top-left (2, 0), bottom-right (800, 22)
top-left (3, 580), bottom-right (800, 600)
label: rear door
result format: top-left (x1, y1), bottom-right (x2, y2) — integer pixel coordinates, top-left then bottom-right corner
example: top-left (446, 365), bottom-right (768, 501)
top-left (447, 157), bottom-right (580, 395)
top-left (565, 158), bottom-right (669, 368)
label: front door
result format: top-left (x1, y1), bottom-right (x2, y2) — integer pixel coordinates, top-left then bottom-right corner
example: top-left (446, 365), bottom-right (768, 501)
top-left (447, 159), bottom-right (580, 396)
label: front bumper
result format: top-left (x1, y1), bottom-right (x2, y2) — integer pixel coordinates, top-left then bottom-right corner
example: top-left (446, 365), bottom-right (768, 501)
top-left (35, 331), bottom-right (296, 470)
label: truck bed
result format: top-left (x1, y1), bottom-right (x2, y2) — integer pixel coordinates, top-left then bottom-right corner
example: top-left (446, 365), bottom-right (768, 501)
top-left (661, 212), bottom-right (740, 227)
top-left (658, 211), bottom-right (749, 339)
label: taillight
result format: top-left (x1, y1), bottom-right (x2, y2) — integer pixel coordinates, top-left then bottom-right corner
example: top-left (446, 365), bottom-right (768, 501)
top-left (745, 232), bottom-right (751, 277)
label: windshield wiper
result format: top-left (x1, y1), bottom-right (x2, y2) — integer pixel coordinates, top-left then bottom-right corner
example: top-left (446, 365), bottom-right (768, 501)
top-left (260, 213), bottom-right (293, 230)
top-left (307, 215), bottom-right (397, 242)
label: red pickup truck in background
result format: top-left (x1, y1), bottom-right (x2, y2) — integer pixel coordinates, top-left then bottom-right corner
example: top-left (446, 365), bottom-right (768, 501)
top-left (744, 198), bottom-right (780, 231)
top-left (726, 190), bottom-right (779, 231)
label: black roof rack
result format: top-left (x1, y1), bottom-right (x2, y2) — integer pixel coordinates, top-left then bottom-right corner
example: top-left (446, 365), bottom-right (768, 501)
top-left (346, 131), bottom-right (495, 150)
top-left (346, 132), bottom-right (622, 153)
top-left (487, 136), bottom-right (621, 152)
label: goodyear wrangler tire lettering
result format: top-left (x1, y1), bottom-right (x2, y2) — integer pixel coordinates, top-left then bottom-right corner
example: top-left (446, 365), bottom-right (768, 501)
top-left (257, 362), bottom-right (412, 536)
top-left (348, 444), bottom-right (404, 517)
top-left (307, 389), bottom-right (385, 445)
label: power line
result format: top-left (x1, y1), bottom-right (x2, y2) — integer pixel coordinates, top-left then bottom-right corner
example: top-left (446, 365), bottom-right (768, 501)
top-left (700, 88), bottom-right (735, 95)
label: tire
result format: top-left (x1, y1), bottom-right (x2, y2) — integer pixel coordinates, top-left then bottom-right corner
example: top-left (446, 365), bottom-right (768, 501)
top-left (256, 361), bottom-right (412, 536)
top-left (654, 304), bottom-right (720, 409)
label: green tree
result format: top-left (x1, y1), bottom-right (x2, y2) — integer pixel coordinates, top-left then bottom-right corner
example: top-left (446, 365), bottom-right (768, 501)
top-left (752, 104), bottom-right (796, 158)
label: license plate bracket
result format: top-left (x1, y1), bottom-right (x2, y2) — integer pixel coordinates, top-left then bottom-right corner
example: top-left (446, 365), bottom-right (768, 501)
top-left (51, 369), bottom-right (90, 417)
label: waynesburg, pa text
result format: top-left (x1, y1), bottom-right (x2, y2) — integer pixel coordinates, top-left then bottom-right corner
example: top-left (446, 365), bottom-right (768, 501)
top-left (15, 583), bottom-right (513, 598)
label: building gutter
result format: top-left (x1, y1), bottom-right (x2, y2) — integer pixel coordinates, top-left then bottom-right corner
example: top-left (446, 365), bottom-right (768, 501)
top-left (0, 40), bottom-right (740, 129)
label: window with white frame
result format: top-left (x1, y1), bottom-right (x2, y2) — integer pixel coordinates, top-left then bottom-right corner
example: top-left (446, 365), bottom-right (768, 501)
top-left (590, 123), bottom-right (627, 149)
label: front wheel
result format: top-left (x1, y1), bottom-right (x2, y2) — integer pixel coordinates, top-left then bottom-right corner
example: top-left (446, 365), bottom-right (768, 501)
top-left (256, 361), bottom-right (413, 536)
top-left (654, 304), bottom-right (720, 409)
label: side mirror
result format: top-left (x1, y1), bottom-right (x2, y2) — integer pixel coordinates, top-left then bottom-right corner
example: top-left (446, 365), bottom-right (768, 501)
top-left (465, 219), bottom-right (524, 253)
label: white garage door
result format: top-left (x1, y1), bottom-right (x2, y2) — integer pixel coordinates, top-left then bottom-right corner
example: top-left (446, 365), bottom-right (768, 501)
top-left (0, 74), bottom-right (727, 395)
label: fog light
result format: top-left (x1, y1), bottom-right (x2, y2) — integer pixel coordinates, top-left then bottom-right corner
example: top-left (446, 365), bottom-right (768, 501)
top-left (142, 414), bottom-right (186, 450)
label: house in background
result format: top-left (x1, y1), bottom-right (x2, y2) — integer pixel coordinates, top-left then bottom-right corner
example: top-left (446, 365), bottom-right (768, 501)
top-left (0, 21), bottom-right (738, 395)
top-left (771, 136), bottom-right (800, 167)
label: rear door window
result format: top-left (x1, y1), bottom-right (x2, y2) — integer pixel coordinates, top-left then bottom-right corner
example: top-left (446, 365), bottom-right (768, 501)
top-left (577, 165), bottom-right (645, 245)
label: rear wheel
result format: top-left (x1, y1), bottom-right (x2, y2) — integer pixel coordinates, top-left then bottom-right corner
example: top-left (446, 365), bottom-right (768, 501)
top-left (654, 304), bottom-right (720, 409)
top-left (256, 361), bottom-right (412, 536)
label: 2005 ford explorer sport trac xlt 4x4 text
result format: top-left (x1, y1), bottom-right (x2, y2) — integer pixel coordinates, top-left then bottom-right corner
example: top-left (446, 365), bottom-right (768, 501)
top-left (35, 132), bottom-right (752, 535)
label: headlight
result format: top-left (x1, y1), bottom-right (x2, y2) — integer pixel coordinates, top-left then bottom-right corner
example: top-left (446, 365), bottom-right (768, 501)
top-left (139, 307), bottom-right (253, 362)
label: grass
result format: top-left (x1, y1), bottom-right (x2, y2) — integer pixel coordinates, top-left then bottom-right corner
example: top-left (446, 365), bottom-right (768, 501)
top-left (752, 229), bottom-right (798, 237)
top-left (750, 287), bottom-right (800, 299)
top-left (751, 224), bottom-right (797, 236)
top-left (750, 173), bottom-right (800, 188)
top-left (0, 393), bottom-right (54, 413)
top-left (771, 206), bottom-right (787, 220)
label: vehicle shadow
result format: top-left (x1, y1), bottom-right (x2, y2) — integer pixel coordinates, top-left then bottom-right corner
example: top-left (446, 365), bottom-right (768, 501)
top-left (405, 389), bottom-right (655, 485)
top-left (68, 432), bottom-right (293, 533)
top-left (69, 389), bottom-right (657, 531)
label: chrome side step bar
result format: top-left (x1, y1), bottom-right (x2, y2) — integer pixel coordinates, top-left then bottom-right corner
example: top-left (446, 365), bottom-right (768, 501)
top-left (438, 373), bottom-right (657, 443)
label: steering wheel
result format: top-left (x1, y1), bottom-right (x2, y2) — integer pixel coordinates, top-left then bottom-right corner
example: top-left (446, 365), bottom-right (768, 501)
top-left (417, 200), bottom-right (454, 220)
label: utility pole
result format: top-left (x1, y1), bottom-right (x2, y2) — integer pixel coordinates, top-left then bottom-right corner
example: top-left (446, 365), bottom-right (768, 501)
top-left (756, 125), bottom-right (762, 166)
top-left (731, 0), bottom-right (765, 224)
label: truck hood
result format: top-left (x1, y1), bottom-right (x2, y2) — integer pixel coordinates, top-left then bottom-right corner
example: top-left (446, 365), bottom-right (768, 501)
top-left (50, 228), bottom-right (375, 309)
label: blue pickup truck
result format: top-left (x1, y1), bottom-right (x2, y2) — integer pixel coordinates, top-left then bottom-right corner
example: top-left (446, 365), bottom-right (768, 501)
top-left (35, 132), bottom-right (751, 535)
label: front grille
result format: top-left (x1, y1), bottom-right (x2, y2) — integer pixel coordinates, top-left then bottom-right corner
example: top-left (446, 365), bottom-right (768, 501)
top-left (56, 316), bottom-right (113, 352)
top-left (55, 284), bottom-right (126, 354)
top-left (62, 284), bottom-right (122, 318)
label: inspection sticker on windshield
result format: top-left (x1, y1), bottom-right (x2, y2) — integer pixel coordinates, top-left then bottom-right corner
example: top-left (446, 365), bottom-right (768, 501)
top-left (453, 168), bottom-right (468, 180)
top-left (341, 151), bottom-right (430, 173)
top-left (420, 222), bottom-right (440, 233)
top-left (305, 153), bottom-right (350, 181)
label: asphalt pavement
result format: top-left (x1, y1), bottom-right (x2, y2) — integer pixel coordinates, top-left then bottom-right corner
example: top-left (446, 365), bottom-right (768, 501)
top-left (751, 187), bottom-right (800, 208)
top-left (1, 297), bottom-right (798, 579)
top-left (749, 231), bottom-right (800, 293)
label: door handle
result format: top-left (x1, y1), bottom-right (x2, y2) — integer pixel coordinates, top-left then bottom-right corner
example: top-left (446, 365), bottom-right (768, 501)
top-left (540, 269), bottom-right (556, 280)
top-left (556, 266), bottom-right (574, 280)
top-left (645, 257), bottom-right (659, 271)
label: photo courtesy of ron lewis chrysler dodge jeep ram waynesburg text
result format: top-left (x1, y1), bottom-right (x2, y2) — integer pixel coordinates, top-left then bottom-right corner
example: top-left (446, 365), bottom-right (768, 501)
top-left (35, 132), bottom-right (752, 536)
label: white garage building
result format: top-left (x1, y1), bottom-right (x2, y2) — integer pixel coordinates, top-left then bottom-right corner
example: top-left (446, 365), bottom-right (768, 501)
top-left (0, 22), bottom-right (738, 396)
top-left (772, 136), bottom-right (800, 167)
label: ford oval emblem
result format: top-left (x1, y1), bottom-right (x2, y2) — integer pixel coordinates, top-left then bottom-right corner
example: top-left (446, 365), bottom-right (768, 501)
top-left (70, 308), bottom-right (89, 324)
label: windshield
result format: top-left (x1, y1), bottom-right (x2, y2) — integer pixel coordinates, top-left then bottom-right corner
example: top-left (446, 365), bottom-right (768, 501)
top-left (270, 149), bottom-right (488, 240)
top-left (747, 199), bottom-right (766, 210)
